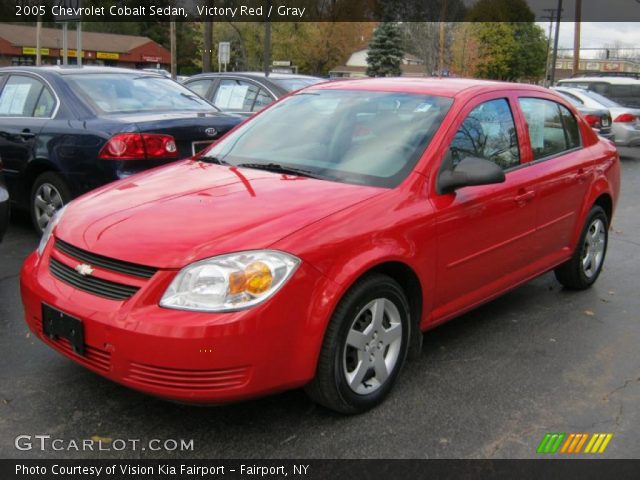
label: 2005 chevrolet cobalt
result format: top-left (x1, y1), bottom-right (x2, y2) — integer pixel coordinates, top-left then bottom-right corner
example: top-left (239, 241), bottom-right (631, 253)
top-left (21, 78), bottom-right (620, 413)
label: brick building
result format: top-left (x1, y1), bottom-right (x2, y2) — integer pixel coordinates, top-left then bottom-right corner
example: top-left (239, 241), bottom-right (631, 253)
top-left (0, 23), bottom-right (170, 69)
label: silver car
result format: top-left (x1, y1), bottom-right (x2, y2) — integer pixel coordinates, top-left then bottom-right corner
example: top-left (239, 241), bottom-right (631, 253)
top-left (553, 86), bottom-right (640, 147)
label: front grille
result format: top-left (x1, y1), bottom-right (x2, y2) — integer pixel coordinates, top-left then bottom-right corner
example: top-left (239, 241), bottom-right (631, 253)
top-left (54, 238), bottom-right (157, 279)
top-left (49, 257), bottom-right (140, 301)
top-left (127, 362), bottom-right (251, 391)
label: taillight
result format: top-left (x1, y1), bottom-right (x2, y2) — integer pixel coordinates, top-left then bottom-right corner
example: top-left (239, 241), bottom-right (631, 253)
top-left (613, 113), bottom-right (637, 123)
top-left (99, 133), bottom-right (178, 160)
top-left (583, 114), bottom-right (601, 127)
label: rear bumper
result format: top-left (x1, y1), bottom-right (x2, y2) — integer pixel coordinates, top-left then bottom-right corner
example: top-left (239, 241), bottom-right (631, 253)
top-left (20, 248), bottom-right (337, 404)
top-left (613, 124), bottom-right (640, 147)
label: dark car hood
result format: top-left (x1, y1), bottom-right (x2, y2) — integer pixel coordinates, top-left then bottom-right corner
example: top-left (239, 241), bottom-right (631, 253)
top-left (55, 160), bottom-right (383, 268)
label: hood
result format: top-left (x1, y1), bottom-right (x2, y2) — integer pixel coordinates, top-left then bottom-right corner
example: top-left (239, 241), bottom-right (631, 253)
top-left (55, 161), bottom-right (383, 268)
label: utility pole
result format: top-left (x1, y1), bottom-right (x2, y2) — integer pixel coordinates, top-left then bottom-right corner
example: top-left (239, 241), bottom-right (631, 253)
top-left (572, 0), bottom-right (582, 75)
top-left (76, 22), bottom-right (82, 67)
top-left (36, 18), bottom-right (42, 66)
top-left (438, 0), bottom-right (448, 76)
top-left (542, 9), bottom-right (556, 86)
top-left (550, 0), bottom-right (563, 85)
top-left (62, 22), bottom-right (68, 65)
top-left (203, 22), bottom-right (212, 72)
top-left (170, 20), bottom-right (177, 80)
top-left (263, 0), bottom-right (272, 77)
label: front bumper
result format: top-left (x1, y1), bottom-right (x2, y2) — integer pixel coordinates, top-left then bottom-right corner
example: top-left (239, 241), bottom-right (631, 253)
top-left (20, 247), bottom-right (338, 403)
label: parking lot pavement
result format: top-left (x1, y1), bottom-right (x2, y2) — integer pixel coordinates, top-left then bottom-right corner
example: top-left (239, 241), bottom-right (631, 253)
top-left (1, 149), bottom-right (639, 460)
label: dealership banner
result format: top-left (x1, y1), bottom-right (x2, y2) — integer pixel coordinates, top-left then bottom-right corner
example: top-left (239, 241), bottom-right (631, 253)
top-left (2, 459), bottom-right (640, 480)
top-left (5, 0), bottom-right (640, 22)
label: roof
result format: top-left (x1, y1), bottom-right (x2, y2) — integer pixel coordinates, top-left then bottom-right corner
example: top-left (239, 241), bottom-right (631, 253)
top-left (330, 64), bottom-right (429, 77)
top-left (0, 23), bottom-right (155, 53)
top-left (189, 72), bottom-right (322, 81)
top-left (0, 65), bottom-right (163, 76)
top-left (558, 76), bottom-right (640, 85)
top-left (308, 77), bottom-right (547, 97)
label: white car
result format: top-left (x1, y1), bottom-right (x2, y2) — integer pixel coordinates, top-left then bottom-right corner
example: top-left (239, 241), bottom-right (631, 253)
top-left (553, 86), bottom-right (640, 147)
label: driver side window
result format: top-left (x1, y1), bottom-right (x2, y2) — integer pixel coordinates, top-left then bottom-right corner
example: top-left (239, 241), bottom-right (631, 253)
top-left (449, 98), bottom-right (520, 170)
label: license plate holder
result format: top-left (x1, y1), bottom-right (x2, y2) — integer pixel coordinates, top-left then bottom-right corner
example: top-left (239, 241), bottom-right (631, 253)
top-left (42, 304), bottom-right (85, 355)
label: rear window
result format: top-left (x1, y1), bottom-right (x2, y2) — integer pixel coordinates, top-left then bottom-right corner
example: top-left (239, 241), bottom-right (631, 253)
top-left (65, 74), bottom-right (216, 114)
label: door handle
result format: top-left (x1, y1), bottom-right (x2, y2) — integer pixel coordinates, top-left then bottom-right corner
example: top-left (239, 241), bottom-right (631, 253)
top-left (514, 190), bottom-right (535, 205)
top-left (19, 129), bottom-right (36, 139)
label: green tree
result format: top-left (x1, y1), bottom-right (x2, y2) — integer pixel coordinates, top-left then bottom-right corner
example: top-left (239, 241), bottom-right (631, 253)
top-left (472, 22), bottom-right (547, 81)
top-left (366, 22), bottom-right (403, 77)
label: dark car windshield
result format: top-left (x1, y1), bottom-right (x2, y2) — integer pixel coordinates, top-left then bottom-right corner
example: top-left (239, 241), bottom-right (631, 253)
top-left (65, 74), bottom-right (217, 114)
top-left (203, 89), bottom-right (453, 188)
top-left (269, 77), bottom-right (324, 92)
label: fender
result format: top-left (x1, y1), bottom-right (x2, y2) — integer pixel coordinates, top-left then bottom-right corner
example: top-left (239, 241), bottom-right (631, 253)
top-left (571, 149), bottom-right (620, 249)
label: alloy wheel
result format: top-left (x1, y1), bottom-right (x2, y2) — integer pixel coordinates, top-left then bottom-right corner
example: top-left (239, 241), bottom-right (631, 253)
top-left (34, 183), bottom-right (64, 231)
top-left (343, 298), bottom-right (403, 395)
top-left (581, 218), bottom-right (606, 279)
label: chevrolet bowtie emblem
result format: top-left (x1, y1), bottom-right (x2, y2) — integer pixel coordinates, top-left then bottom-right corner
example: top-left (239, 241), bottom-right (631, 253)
top-left (75, 264), bottom-right (94, 276)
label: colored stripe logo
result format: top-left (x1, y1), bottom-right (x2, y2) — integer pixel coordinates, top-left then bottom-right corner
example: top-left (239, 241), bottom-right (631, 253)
top-left (537, 433), bottom-right (613, 454)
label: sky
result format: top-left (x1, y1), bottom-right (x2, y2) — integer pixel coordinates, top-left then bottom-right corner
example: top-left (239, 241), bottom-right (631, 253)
top-left (535, 22), bottom-right (640, 58)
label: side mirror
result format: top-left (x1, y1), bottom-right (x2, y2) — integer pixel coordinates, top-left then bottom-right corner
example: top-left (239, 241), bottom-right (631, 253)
top-left (437, 155), bottom-right (506, 194)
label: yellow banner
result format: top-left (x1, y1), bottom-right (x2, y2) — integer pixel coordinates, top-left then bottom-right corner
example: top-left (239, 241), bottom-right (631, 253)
top-left (67, 49), bottom-right (84, 58)
top-left (96, 52), bottom-right (119, 60)
top-left (22, 47), bottom-right (50, 56)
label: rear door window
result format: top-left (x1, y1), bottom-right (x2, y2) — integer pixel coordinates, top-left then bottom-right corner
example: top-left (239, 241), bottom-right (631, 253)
top-left (0, 75), bottom-right (50, 117)
top-left (519, 98), bottom-right (581, 160)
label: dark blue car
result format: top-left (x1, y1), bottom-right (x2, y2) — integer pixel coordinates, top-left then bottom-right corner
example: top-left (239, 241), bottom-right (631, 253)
top-left (0, 66), bottom-right (242, 233)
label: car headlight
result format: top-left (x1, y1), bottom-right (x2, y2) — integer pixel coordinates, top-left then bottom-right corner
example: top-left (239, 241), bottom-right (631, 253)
top-left (37, 205), bottom-right (67, 256)
top-left (160, 250), bottom-right (300, 312)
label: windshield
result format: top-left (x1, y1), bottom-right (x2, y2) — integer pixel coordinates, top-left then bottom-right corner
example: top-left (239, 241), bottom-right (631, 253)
top-left (581, 90), bottom-right (621, 108)
top-left (65, 74), bottom-right (217, 114)
top-left (203, 89), bottom-right (453, 188)
top-left (270, 77), bottom-right (324, 92)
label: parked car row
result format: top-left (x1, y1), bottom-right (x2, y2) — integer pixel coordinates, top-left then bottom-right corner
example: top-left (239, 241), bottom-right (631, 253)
top-left (553, 85), bottom-right (640, 147)
top-left (0, 66), bottom-right (243, 235)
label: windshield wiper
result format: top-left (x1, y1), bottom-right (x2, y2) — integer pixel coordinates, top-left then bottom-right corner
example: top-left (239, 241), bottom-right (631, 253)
top-left (200, 156), bottom-right (229, 165)
top-left (236, 162), bottom-right (322, 179)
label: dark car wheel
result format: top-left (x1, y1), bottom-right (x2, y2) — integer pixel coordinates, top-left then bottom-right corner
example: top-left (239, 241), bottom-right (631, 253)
top-left (305, 273), bottom-right (410, 414)
top-left (30, 172), bottom-right (70, 235)
top-left (554, 205), bottom-right (608, 290)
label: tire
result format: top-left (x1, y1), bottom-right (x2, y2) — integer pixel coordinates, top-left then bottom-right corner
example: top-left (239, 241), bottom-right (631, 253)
top-left (554, 205), bottom-right (608, 290)
top-left (30, 172), bottom-right (70, 236)
top-left (305, 273), bottom-right (411, 414)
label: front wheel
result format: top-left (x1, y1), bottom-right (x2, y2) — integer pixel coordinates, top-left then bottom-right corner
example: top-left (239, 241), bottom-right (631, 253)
top-left (305, 274), bottom-right (410, 414)
top-left (554, 205), bottom-right (609, 289)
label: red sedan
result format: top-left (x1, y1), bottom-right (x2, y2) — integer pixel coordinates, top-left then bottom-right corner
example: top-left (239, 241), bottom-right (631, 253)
top-left (21, 78), bottom-right (620, 414)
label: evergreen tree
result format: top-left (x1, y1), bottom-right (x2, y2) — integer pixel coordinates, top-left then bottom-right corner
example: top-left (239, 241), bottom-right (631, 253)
top-left (366, 22), bottom-right (403, 77)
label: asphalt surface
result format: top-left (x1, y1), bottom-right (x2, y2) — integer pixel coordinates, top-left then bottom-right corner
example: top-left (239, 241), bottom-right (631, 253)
top-left (1, 149), bottom-right (639, 460)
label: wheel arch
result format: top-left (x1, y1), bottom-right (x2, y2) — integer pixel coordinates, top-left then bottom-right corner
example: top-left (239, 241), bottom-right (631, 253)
top-left (368, 261), bottom-right (424, 360)
top-left (18, 159), bottom-right (61, 207)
